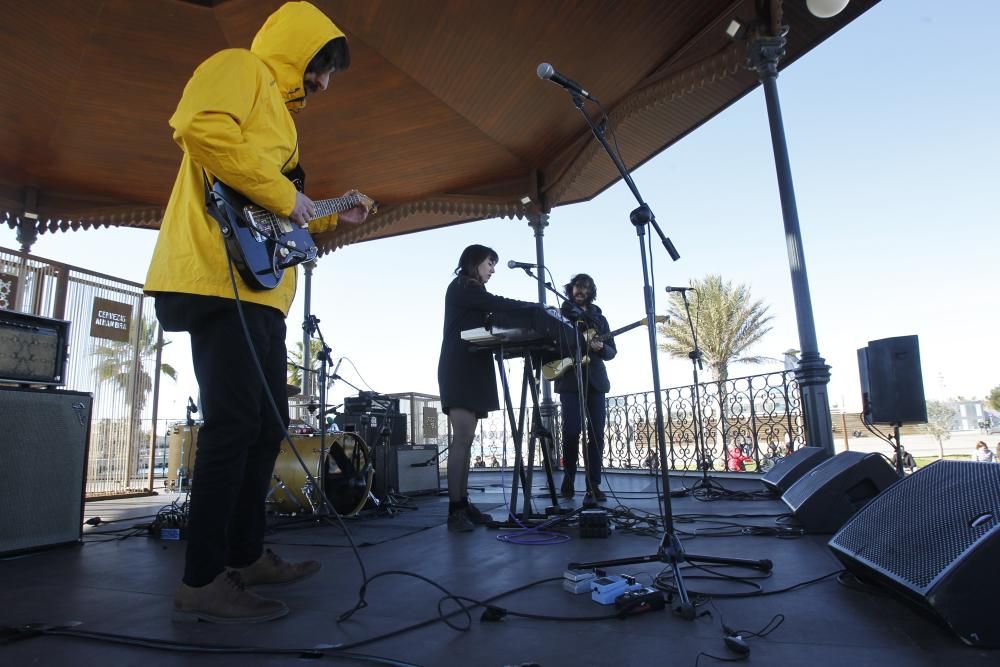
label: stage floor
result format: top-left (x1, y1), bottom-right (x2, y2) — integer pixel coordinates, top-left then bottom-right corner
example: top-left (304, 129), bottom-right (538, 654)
top-left (0, 471), bottom-right (994, 666)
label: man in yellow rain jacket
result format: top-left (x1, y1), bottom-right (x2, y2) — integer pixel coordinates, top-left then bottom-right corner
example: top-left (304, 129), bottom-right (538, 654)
top-left (145, 2), bottom-right (368, 623)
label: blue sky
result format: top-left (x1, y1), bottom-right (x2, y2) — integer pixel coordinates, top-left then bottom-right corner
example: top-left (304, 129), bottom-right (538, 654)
top-left (5, 0), bottom-right (998, 423)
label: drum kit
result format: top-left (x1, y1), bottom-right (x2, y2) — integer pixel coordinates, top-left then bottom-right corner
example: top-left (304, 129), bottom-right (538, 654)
top-left (164, 383), bottom-right (381, 518)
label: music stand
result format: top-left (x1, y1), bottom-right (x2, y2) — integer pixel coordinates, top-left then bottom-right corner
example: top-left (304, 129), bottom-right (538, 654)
top-left (559, 91), bottom-right (772, 618)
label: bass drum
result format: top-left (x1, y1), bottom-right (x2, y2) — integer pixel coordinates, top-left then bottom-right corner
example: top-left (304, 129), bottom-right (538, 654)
top-left (269, 432), bottom-right (373, 516)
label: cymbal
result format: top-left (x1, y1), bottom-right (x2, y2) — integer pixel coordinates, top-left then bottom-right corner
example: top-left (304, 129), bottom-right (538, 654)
top-left (286, 383), bottom-right (302, 397)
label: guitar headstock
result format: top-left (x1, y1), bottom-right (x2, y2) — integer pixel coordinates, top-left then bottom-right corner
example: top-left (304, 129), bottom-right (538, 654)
top-left (356, 192), bottom-right (378, 215)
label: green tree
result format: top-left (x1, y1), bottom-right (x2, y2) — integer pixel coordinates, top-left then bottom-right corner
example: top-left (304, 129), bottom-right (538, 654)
top-left (657, 274), bottom-right (774, 383)
top-left (93, 317), bottom-right (177, 414)
top-left (986, 386), bottom-right (1000, 412)
top-left (93, 317), bottom-right (177, 482)
top-left (924, 400), bottom-right (956, 459)
top-left (287, 339), bottom-right (328, 391)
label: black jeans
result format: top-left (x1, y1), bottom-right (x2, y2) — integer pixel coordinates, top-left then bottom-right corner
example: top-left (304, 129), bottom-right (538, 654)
top-left (559, 389), bottom-right (607, 487)
top-left (156, 293), bottom-right (289, 587)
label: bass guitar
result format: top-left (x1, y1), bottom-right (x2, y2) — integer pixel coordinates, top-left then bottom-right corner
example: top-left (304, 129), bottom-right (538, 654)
top-left (541, 315), bottom-right (668, 381)
top-left (208, 179), bottom-right (376, 290)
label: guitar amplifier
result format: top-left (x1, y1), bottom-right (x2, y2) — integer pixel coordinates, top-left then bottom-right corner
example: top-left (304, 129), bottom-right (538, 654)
top-left (344, 392), bottom-right (400, 415)
top-left (371, 444), bottom-right (441, 497)
top-left (0, 386), bottom-right (92, 555)
top-left (0, 309), bottom-right (71, 386)
top-left (334, 413), bottom-right (406, 447)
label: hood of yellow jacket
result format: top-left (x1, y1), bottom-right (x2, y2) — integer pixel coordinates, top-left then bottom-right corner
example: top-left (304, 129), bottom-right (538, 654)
top-left (250, 1), bottom-right (345, 112)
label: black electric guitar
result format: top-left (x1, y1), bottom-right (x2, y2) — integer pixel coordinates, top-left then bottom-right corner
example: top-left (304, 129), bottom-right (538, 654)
top-left (541, 315), bottom-right (668, 381)
top-left (208, 175), bottom-right (376, 290)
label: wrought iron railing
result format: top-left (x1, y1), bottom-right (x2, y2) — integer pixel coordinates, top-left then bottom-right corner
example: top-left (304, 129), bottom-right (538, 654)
top-left (470, 369), bottom-right (804, 473)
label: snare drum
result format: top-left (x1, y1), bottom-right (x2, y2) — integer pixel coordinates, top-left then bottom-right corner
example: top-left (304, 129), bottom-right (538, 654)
top-left (268, 432), bottom-right (373, 516)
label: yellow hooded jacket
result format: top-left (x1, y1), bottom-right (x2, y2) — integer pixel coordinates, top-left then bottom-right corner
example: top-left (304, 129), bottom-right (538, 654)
top-left (144, 1), bottom-right (344, 315)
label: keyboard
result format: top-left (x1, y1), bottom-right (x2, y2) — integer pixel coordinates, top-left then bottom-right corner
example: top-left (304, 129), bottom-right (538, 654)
top-left (461, 305), bottom-right (577, 359)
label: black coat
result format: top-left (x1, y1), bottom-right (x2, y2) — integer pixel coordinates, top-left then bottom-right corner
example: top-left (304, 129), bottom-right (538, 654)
top-left (437, 276), bottom-right (533, 417)
top-left (554, 301), bottom-right (617, 395)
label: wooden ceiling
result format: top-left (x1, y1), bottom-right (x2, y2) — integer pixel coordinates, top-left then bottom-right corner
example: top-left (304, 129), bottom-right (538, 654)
top-left (0, 0), bottom-right (879, 253)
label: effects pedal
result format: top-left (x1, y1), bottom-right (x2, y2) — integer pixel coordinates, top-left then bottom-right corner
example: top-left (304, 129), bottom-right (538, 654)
top-left (614, 586), bottom-right (666, 616)
top-left (590, 575), bottom-right (643, 605)
top-left (563, 568), bottom-right (597, 594)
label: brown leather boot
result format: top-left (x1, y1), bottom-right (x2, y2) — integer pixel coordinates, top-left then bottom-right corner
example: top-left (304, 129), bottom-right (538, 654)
top-left (173, 570), bottom-right (288, 624)
top-left (233, 549), bottom-right (322, 586)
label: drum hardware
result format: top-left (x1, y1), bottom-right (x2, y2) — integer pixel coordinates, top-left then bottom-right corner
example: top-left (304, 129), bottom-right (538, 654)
top-left (266, 474), bottom-right (305, 513)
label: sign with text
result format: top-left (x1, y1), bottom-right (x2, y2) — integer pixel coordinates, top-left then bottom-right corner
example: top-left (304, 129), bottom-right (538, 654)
top-left (90, 297), bottom-right (133, 343)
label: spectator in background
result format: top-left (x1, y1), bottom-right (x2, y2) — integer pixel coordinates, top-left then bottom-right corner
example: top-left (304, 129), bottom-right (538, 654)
top-left (473, 455), bottom-right (486, 469)
top-left (995, 442), bottom-right (1000, 461)
top-left (727, 443), bottom-right (753, 472)
top-left (974, 441), bottom-right (994, 463)
top-left (489, 454), bottom-right (500, 468)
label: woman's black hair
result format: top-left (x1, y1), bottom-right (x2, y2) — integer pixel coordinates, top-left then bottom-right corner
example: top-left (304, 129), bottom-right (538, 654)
top-left (564, 273), bottom-right (597, 302)
top-left (455, 244), bottom-right (499, 283)
top-left (306, 37), bottom-right (350, 75)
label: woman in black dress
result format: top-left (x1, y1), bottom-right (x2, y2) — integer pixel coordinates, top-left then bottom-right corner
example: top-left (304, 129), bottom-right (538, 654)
top-left (438, 244), bottom-right (534, 532)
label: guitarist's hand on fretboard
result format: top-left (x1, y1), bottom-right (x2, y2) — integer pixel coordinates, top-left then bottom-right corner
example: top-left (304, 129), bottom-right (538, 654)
top-left (338, 189), bottom-right (369, 225)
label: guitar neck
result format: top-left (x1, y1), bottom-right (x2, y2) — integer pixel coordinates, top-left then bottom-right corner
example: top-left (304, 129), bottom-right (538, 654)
top-left (314, 194), bottom-right (365, 219)
top-left (598, 320), bottom-right (644, 341)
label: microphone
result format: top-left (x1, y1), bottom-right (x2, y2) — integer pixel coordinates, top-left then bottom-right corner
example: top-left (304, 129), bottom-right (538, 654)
top-left (187, 397), bottom-right (198, 413)
top-left (507, 260), bottom-right (537, 270)
top-left (536, 63), bottom-right (596, 101)
top-left (665, 286), bottom-right (696, 293)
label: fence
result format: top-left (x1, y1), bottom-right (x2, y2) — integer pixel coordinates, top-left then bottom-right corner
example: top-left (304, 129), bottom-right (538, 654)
top-left (469, 369), bottom-right (805, 473)
top-left (2, 246), bottom-right (160, 498)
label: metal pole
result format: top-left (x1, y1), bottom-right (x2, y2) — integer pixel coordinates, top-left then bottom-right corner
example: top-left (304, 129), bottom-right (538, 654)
top-left (528, 212), bottom-right (559, 462)
top-left (747, 27), bottom-right (834, 455)
top-left (302, 260), bottom-right (315, 399)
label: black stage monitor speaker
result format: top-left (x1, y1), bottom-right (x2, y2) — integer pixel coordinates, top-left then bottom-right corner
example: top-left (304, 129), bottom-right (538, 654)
top-left (0, 386), bottom-right (92, 555)
top-left (829, 460), bottom-right (1000, 647)
top-left (761, 446), bottom-right (830, 494)
top-left (857, 335), bottom-right (927, 425)
top-left (782, 451), bottom-right (898, 534)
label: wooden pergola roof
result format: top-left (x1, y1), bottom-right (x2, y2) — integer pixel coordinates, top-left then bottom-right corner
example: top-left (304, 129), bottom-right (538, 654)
top-left (0, 0), bottom-right (879, 254)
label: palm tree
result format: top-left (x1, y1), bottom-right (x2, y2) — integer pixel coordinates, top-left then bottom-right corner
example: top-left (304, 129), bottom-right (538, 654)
top-left (93, 317), bottom-right (177, 482)
top-left (287, 339), bottom-right (328, 392)
top-left (93, 316), bottom-right (177, 411)
top-left (658, 274), bottom-right (774, 384)
top-left (658, 275), bottom-right (774, 463)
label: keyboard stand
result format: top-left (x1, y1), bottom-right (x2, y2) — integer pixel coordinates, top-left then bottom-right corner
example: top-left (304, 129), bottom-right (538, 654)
top-left (491, 348), bottom-right (563, 529)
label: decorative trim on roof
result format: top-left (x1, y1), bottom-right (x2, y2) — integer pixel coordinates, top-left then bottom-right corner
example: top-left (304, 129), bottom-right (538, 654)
top-left (545, 42), bottom-right (746, 206)
top-left (319, 194), bottom-right (527, 252)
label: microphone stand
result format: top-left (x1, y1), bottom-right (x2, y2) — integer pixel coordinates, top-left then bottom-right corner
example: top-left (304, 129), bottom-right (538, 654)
top-left (677, 290), bottom-right (727, 495)
top-left (303, 314), bottom-right (334, 515)
top-left (559, 92), bottom-right (771, 618)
